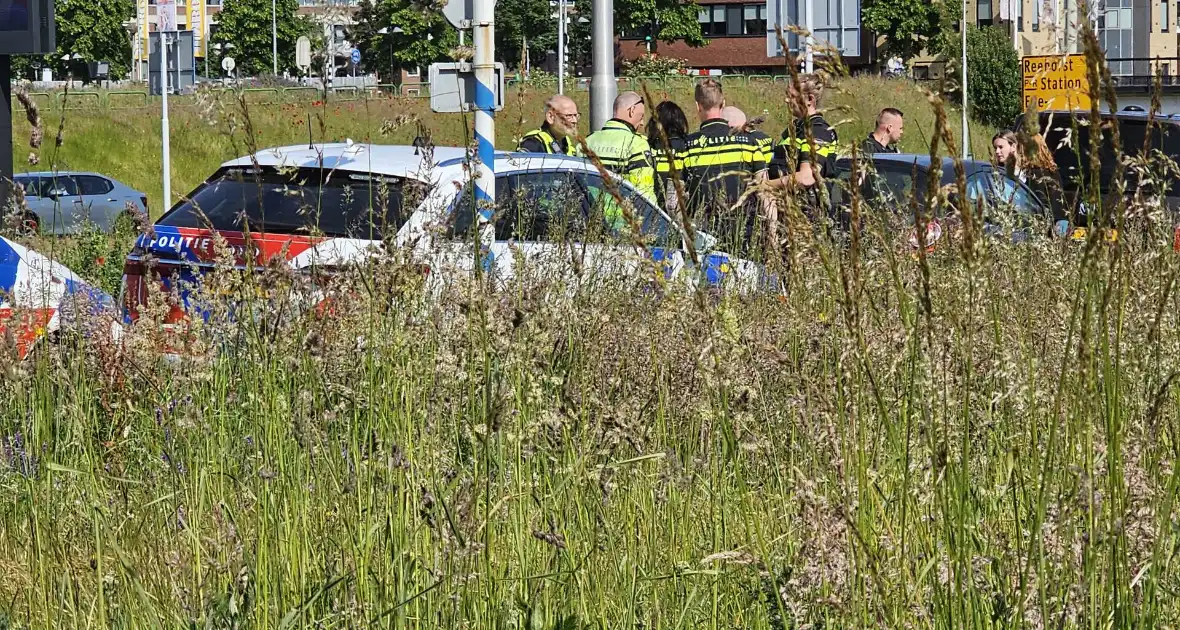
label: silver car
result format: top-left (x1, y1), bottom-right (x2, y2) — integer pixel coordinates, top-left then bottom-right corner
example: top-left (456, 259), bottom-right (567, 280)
top-left (11, 172), bottom-right (148, 234)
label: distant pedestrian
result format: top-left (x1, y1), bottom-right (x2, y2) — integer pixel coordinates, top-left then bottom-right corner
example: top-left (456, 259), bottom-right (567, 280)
top-left (518, 95), bottom-right (579, 155)
top-left (645, 100), bottom-right (690, 213)
top-left (861, 108), bottom-right (903, 155)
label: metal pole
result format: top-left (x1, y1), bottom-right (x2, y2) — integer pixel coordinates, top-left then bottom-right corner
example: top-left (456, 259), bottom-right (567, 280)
top-left (961, 0), bottom-right (969, 158)
top-left (0, 56), bottom-right (13, 209)
top-left (590, 0), bottom-right (615, 130)
top-left (558, 0), bottom-right (565, 95)
top-left (161, 32), bottom-right (172, 209)
top-left (474, 0), bottom-right (496, 218)
top-left (272, 0), bottom-right (279, 75)
top-left (804, 0), bottom-right (814, 73)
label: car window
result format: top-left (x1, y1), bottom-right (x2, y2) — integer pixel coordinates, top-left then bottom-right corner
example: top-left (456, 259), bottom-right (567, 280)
top-left (501, 171), bottom-right (589, 241)
top-left (157, 167), bottom-right (425, 239)
top-left (579, 173), bottom-right (677, 246)
top-left (45, 177), bottom-right (80, 197)
top-left (14, 176), bottom-right (38, 197)
top-left (77, 175), bottom-right (114, 196)
top-left (447, 176), bottom-right (513, 240)
top-left (966, 172), bottom-right (1041, 215)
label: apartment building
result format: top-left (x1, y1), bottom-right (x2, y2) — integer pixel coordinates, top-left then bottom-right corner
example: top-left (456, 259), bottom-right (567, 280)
top-left (917, 0), bottom-right (1178, 82)
top-left (130, 0), bottom-right (367, 80)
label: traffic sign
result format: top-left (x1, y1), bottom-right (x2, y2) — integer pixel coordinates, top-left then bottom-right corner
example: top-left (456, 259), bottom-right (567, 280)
top-left (221, 56), bottom-right (235, 73)
top-left (429, 62), bottom-right (506, 113)
top-left (1022, 54), bottom-right (1091, 112)
top-left (441, 0), bottom-right (498, 29)
top-left (296, 36), bottom-right (312, 70)
top-left (350, 48), bottom-right (361, 65)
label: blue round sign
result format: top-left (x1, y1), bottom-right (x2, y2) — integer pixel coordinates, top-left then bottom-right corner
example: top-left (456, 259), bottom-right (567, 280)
top-left (350, 48), bottom-right (361, 64)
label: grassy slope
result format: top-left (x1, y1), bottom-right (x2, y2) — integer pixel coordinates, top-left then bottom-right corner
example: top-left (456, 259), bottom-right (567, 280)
top-left (9, 76), bottom-right (996, 213)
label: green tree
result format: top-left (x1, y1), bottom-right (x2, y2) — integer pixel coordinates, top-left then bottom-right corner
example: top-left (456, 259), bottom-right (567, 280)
top-left (862, 0), bottom-right (950, 63)
top-left (568, 0), bottom-right (705, 68)
top-left (211, 0), bottom-right (308, 76)
top-left (347, 0), bottom-right (456, 82)
top-left (947, 25), bottom-right (1022, 128)
top-left (51, 0), bottom-right (135, 80)
top-left (496, 0), bottom-right (556, 70)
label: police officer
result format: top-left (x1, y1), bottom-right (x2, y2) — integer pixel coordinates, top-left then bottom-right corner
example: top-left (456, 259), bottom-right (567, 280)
top-left (722, 105), bottom-right (774, 163)
top-left (769, 74), bottom-right (839, 216)
top-left (583, 91), bottom-right (657, 200)
top-left (518, 95), bottom-right (580, 155)
top-left (681, 80), bottom-right (769, 251)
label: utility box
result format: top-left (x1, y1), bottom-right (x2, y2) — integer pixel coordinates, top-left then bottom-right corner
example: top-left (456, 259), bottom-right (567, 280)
top-left (149, 31), bottom-right (197, 95)
top-left (429, 62), bottom-right (506, 113)
top-left (88, 61), bottom-right (110, 80)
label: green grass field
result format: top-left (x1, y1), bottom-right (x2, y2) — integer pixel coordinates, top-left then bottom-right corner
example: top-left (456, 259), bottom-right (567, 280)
top-left (8, 71), bottom-right (1177, 628)
top-left (9, 76), bottom-right (997, 212)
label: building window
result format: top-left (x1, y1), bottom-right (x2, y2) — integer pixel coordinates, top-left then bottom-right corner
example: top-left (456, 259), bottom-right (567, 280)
top-left (698, 5), bottom-right (728, 36)
top-left (1032, 0), bottom-right (1039, 30)
top-left (697, 3), bottom-right (768, 36)
top-left (744, 4), bottom-right (768, 34)
top-left (1017, 0), bottom-right (1023, 30)
top-left (977, 0), bottom-right (993, 26)
top-left (406, 66), bottom-right (421, 77)
top-left (1099, 0), bottom-right (1134, 75)
top-left (1164, 0), bottom-right (1170, 30)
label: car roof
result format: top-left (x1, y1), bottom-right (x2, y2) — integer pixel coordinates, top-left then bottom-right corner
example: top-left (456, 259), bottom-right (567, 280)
top-left (839, 153), bottom-right (995, 174)
top-left (17, 171), bottom-right (107, 177)
top-left (221, 144), bottom-right (605, 181)
top-left (1021, 109), bottom-right (1180, 126)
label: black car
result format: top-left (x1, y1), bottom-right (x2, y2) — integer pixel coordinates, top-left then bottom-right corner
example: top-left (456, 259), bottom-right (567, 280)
top-left (830, 153), bottom-right (1053, 244)
top-left (1016, 108), bottom-right (1180, 221)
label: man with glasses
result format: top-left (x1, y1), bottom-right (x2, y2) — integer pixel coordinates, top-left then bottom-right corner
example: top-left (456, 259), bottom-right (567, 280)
top-left (583, 91), bottom-right (657, 206)
top-left (518, 95), bottom-right (581, 155)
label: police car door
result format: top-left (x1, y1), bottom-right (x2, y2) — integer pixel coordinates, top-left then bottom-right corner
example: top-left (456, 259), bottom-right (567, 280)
top-left (495, 170), bottom-right (591, 291)
top-left (578, 172), bottom-right (686, 290)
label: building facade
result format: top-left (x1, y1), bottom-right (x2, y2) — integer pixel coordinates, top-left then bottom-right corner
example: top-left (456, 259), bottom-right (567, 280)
top-left (915, 0), bottom-right (1178, 82)
top-left (616, 0), bottom-right (874, 74)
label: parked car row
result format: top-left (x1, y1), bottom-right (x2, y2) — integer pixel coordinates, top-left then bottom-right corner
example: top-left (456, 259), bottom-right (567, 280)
top-left (9, 105), bottom-right (1179, 360)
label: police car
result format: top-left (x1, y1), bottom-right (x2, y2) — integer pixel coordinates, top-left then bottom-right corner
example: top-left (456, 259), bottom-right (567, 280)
top-left (120, 142), bottom-right (771, 325)
top-left (1, 236), bottom-right (118, 359)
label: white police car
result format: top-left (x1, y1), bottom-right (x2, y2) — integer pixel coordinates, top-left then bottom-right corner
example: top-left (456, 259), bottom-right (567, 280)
top-left (121, 142), bottom-right (771, 323)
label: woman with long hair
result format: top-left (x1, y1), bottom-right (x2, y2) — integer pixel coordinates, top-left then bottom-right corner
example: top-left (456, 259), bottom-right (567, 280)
top-left (993, 130), bottom-right (1024, 181)
top-left (645, 101), bottom-right (690, 213)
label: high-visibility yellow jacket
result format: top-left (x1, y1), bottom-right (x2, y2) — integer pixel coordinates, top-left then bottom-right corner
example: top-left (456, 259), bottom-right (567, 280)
top-left (582, 119), bottom-right (657, 200)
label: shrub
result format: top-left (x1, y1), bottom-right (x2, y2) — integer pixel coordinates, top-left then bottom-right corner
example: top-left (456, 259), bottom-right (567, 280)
top-left (946, 25), bottom-right (1022, 128)
top-left (622, 54), bottom-right (688, 78)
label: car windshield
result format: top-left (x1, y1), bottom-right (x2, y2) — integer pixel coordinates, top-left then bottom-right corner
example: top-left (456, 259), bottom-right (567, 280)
top-left (966, 171), bottom-right (1041, 215)
top-left (157, 166), bottom-right (428, 239)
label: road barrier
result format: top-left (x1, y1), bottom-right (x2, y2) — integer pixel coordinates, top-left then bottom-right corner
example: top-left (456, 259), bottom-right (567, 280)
top-left (108, 90), bottom-right (150, 108)
top-left (59, 91), bottom-right (102, 110)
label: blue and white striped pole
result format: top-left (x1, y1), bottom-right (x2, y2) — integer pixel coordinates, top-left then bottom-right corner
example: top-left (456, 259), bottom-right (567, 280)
top-left (473, 0), bottom-right (496, 226)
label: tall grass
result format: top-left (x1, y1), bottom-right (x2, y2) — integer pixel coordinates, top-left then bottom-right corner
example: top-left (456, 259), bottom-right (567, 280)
top-left (4, 45), bottom-right (1180, 629)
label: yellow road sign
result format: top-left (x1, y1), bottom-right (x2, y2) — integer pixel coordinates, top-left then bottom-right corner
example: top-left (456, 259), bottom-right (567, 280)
top-left (1022, 54), bottom-right (1092, 112)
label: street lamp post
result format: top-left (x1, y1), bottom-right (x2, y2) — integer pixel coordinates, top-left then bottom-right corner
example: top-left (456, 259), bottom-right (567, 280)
top-left (272, 0), bottom-right (279, 75)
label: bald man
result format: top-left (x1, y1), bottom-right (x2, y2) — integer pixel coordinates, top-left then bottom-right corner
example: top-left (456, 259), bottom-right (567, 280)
top-left (583, 92), bottom-right (657, 214)
top-left (722, 105), bottom-right (773, 163)
top-left (518, 95), bottom-right (580, 155)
